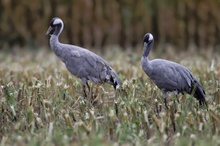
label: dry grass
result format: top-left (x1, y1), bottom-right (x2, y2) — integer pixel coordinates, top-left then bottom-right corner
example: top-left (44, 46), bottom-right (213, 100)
top-left (0, 47), bottom-right (220, 146)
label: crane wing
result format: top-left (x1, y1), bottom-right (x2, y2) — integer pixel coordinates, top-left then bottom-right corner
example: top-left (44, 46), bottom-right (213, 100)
top-left (149, 59), bottom-right (194, 93)
top-left (61, 45), bottom-right (121, 87)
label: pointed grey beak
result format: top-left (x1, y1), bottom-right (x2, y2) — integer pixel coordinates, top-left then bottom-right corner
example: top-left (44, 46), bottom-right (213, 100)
top-left (46, 26), bottom-right (53, 36)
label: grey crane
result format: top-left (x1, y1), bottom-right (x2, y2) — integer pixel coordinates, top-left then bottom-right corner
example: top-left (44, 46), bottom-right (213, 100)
top-left (46, 17), bottom-right (122, 97)
top-left (141, 33), bottom-right (207, 109)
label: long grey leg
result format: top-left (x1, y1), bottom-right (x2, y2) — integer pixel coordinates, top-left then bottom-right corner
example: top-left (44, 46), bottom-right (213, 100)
top-left (86, 82), bottom-right (92, 99)
top-left (82, 79), bottom-right (88, 98)
top-left (174, 90), bottom-right (180, 103)
top-left (162, 91), bottom-right (168, 109)
top-left (82, 84), bottom-right (87, 98)
top-left (86, 82), bottom-right (90, 91)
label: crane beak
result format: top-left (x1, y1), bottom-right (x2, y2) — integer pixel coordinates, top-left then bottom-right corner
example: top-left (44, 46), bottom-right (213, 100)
top-left (46, 26), bottom-right (53, 36)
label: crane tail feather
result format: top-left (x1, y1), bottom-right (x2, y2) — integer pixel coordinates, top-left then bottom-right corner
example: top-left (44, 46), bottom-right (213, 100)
top-left (109, 70), bottom-right (122, 90)
top-left (191, 80), bottom-right (207, 106)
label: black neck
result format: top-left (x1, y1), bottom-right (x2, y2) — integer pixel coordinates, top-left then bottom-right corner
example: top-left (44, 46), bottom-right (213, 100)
top-left (143, 41), bottom-right (153, 57)
top-left (53, 24), bottom-right (62, 36)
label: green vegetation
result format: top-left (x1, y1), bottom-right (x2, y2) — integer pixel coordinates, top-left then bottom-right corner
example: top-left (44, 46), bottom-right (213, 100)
top-left (0, 48), bottom-right (219, 145)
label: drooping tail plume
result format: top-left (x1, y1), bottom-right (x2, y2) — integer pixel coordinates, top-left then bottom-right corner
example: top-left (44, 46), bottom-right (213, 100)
top-left (109, 69), bottom-right (122, 89)
top-left (192, 80), bottom-right (207, 107)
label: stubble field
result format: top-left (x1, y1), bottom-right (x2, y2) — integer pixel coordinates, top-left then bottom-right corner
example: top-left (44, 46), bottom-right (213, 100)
top-left (0, 47), bottom-right (220, 146)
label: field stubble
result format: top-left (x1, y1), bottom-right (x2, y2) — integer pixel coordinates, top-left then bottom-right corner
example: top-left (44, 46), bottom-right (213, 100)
top-left (0, 47), bottom-right (220, 146)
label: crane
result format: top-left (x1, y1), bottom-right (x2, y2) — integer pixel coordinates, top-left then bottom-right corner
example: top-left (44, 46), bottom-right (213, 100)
top-left (141, 33), bottom-right (207, 108)
top-left (46, 17), bottom-right (122, 97)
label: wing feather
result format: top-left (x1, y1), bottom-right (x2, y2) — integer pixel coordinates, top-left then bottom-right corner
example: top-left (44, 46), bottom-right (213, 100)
top-left (149, 59), bottom-right (193, 93)
top-left (59, 44), bottom-right (121, 86)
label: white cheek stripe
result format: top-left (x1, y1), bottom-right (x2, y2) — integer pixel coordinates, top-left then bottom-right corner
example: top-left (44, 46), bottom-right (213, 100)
top-left (53, 18), bottom-right (62, 25)
top-left (148, 33), bottom-right (153, 41)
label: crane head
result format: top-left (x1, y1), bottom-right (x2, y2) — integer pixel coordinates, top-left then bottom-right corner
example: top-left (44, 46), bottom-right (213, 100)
top-left (143, 33), bottom-right (154, 44)
top-left (46, 17), bottom-right (63, 36)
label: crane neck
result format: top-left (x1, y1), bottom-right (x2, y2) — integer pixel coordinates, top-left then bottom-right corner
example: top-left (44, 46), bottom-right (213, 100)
top-left (49, 34), bottom-right (64, 61)
top-left (49, 23), bottom-right (64, 47)
top-left (50, 34), bottom-right (59, 45)
top-left (53, 23), bottom-right (64, 36)
top-left (142, 41), bottom-right (153, 58)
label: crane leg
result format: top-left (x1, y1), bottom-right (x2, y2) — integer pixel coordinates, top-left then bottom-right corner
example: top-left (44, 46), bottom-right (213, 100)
top-left (174, 90), bottom-right (180, 103)
top-left (176, 96), bottom-right (180, 103)
top-left (86, 82), bottom-right (92, 98)
top-left (86, 82), bottom-right (90, 91)
top-left (164, 98), bottom-right (168, 109)
top-left (82, 84), bottom-right (87, 98)
top-left (162, 92), bottom-right (168, 109)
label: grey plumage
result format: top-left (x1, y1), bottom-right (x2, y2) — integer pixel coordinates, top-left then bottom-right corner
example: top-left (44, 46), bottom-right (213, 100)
top-left (46, 17), bottom-right (122, 97)
top-left (141, 33), bottom-right (207, 108)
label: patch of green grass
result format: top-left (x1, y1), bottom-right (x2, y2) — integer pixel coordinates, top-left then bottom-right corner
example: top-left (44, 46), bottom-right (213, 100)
top-left (0, 48), bottom-right (220, 146)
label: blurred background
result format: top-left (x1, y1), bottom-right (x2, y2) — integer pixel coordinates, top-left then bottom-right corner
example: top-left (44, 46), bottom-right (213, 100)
top-left (0, 0), bottom-right (220, 51)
